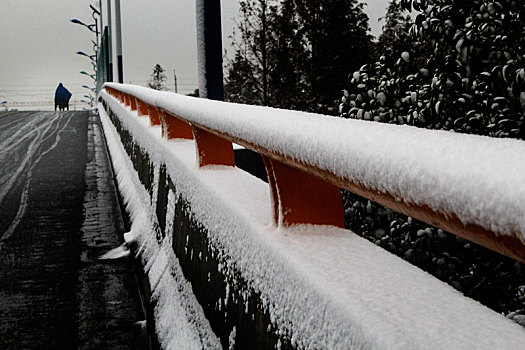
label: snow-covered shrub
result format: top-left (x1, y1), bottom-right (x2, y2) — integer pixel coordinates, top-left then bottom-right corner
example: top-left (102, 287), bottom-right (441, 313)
top-left (339, 0), bottom-right (525, 321)
top-left (341, 0), bottom-right (525, 138)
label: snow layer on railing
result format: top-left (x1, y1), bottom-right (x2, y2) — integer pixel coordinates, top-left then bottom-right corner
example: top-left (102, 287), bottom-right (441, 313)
top-left (100, 90), bottom-right (525, 349)
top-left (98, 103), bottom-right (221, 349)
top-left (104, 83), bottom-right (525, 241)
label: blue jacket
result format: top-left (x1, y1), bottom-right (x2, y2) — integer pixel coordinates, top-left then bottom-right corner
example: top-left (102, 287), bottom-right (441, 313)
top-left (55, 83), bottom-right (72, 102)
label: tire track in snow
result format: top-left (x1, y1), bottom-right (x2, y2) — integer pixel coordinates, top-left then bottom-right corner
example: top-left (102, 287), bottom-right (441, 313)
top-left (0, 112), bottom-right (62, 201)
top-left (0, 112), bottom-right (58, 179)
top-left (0, 112), bottom-right (73, 243)
top-left (0, 112), bottom-right (60, 159)
top-left (0, 112), bottom-right (40, 139)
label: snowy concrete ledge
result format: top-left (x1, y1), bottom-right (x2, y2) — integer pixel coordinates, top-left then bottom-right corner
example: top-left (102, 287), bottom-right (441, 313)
top-left (99, 91), bottom-right (525, 349)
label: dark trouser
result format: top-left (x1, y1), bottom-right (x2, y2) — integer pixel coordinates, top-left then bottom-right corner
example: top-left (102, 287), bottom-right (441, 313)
top-left (55, 99), bottom-right (69, 111)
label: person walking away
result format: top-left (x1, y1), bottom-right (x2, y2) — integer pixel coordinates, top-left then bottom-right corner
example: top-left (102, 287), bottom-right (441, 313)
top-left (54, 83), bottom-right (72, 111)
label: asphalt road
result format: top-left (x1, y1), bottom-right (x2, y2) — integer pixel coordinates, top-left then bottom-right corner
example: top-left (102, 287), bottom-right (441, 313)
top-left (0, 111), bottom-right (149, 349)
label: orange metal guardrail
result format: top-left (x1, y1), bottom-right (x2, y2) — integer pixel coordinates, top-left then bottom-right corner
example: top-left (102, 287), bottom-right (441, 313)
top-left (102, 84), bottom-right (525, 263)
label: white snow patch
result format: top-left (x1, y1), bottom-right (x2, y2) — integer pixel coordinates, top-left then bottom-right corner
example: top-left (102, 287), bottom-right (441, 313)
top-left (98, 102), bottom-right (221, 349)
top-left (100, 90), bottom-right (525, 349)
top-left (98, 243), bottom-right (130, 260)
top-left (104, 83), bottom-right (525, 242)
top-left (164, 189), bottom-right (176, 246)
top-left (228, 326), bottom-right (236, 350)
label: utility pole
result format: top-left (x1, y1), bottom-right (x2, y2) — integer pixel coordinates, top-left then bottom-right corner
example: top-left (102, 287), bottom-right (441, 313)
top-left (99, 0), bottom-right (103, 36)
top-left (115, 0), bottom-right (124, 83)
top-left (106, 0), bottom-right (113, 82)
top-left (195, 0), bottom-right (224, 100)
top-left (174, 69), bottom-right (178, 93)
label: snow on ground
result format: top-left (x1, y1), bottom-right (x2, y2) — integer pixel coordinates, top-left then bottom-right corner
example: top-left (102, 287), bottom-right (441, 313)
top-left (0, 112), bottom-right (73, 243)
top-left (99, 87), bottom-right (525, 349)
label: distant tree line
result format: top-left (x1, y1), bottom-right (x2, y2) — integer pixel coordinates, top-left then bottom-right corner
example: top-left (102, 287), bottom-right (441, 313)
top-left (224, 0), bottom-right (373, 114)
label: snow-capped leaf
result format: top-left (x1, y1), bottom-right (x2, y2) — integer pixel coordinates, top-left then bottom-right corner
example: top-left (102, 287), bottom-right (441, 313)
top-left (435, 101), bottom-right (442, 115)
top-left (376, 92), bottom-right (387, 106)
top-left (456, 38), bottom-right (464, 53)
top-left (410, 92), bottom-right (417, 103)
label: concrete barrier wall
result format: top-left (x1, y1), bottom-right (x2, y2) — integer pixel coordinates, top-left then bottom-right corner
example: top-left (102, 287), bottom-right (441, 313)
top-left (102, 100), bottom-right (286, 349)
top-left (99, 92), bottom-right (525, 350)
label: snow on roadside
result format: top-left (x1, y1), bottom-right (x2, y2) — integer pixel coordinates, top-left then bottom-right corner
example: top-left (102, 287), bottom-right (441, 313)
top-left (98, 103), bottom-right (221, 349)
top-left (99, 90), bottom-right (525, 349)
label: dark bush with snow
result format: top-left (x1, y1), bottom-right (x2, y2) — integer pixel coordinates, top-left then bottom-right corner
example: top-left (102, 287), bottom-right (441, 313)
top-left (340, 0), bottom-right (525, 323)
top-left (341, 0), bottom-right (525, 138)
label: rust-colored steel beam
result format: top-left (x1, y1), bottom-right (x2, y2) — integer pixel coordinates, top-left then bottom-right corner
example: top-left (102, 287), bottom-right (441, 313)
top-left (263, 156), bottom-right (344, 228)
top-left (192, 126), bottom-right (234, 167)
top-left (137, 98), bottom-right (149, 117)
top-left (130, 95), bottom-right (137, 111)
top-left (159, 109), bottom-right (193, 140)
top-left (102, 86), bottom-right (525, 263)
top-left (186, 121), bottom-right (525, 263)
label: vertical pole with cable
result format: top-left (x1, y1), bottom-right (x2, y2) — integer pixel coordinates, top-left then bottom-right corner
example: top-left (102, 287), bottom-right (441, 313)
top-left (174, 69), bottom-right (178, 93)
top-left (106, 0), bottom-right (113, 82)
top-left (99, 0), bottom-right (103, 36)
top-left (115, 0), bottom-right (124, 83)
top-left (195, 0), bottom-right (224, 100)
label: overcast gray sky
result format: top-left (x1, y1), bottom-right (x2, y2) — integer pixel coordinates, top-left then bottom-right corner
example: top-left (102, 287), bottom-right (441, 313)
top-left (0, 0), bottom-right (388, 110)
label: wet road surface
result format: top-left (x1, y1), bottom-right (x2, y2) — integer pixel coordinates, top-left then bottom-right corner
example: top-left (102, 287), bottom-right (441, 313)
top-left (0, 111), bottom-right (149, 349)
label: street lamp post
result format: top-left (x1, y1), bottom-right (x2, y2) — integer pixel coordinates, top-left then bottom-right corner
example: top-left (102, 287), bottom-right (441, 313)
top-left (83, 94), bottom-right (95, 106)
top-left (80, 99), bottom-right (93, 107)
top-left (76, 51), bottom-right (96, 61)
top-left (77, 51), bottom-right (97, 73)
top-left (115, 0), bottom-right (124, 83)
top-left (70, 18), bottom-right (99, 38)
top-left (71, 4), bottom-right (101, 92)
top-left (90, 4), bottom-right (101, 53)
top-left (106, 0), bottom-right (113, 82)
top-left (80, 71), bottom-right (96, 80)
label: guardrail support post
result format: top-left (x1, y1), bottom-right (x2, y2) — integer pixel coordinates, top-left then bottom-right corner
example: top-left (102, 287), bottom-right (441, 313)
top-left (147, 104), bottom-right (161, 126)
top-left (159, 110), bottom-right (194, 140)
top-left (130, 96), bottom-right (137, 111)
top-left (263, 157), bottom-right (344, 228)
top-left (193, 127), bottom-right (234, 167)
top-left (137, 99), bottom-right (149, 117)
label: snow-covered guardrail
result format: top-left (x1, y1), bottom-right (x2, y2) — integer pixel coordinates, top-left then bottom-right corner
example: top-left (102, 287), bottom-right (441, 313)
top-left (99, 83), bottom-right (525, 349)
top-left (104, 82), bottom-right (525, 263)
